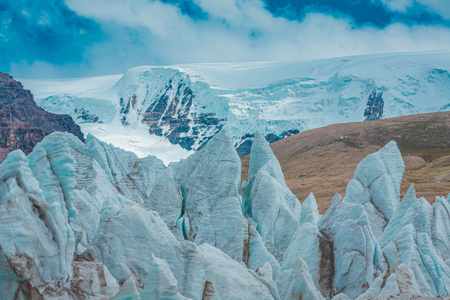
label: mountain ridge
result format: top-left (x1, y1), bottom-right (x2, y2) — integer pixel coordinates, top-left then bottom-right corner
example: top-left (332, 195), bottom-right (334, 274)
top-left (20, 51), bottom-right (450, 161)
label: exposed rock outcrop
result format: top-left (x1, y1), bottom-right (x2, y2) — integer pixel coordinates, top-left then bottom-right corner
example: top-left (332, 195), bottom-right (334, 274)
top-left (116, 68), bottom-right (225, 151)
top-left (0, 73), bottom-right (84, 162)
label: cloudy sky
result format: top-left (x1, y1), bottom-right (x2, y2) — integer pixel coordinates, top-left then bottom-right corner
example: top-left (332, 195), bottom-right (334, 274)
top-left (1, 0), bottom-right (450, 78)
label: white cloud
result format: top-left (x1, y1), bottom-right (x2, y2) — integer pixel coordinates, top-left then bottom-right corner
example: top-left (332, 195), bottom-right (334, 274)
top-left (379, 0), bottom-right (450, 20)
top-left (379, 0), bottom-right (414, 12)
top-left (39, 0), bottom-right (450, 76)
top-left (420, 0), bottom-right (450, 19)
top-left (65, 0), bottom-right (194, 38)
top-left (10, 60), bottom-right (75, 78)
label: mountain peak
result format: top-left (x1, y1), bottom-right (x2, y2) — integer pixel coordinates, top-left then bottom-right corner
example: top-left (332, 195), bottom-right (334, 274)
top-left (0, 73), bottom-right (84, 162)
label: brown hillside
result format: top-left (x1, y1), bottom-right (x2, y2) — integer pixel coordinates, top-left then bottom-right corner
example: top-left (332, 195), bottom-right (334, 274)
top-left (241, 111), bottom-right (450, 214)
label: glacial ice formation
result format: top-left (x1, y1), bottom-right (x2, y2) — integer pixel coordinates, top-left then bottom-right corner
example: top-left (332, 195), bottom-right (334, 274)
top-left (342, 140), bottom-right (405, 238)
top-left (378, 185), bottom-right (450, 296)
top-left (110, 276), bottom-right (141, 300)
top-left (356, 264), bottom-right (426, 299)
top-left (0, 130), bottom-right (449, 299)
top-left (242, 132), bottom-right (302, 263)
top-left (276, 257), bottom-right (325, 300)
top-left (0, 150), bottom-right (76, 299)
top-left (300, 193), bottom-right (321, 225)
top-left (180, 128), bottom-right (246, 261)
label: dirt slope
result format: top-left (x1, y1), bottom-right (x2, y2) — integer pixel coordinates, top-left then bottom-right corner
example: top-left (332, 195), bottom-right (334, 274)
top-left (242, 111), bottom-right (450, 214)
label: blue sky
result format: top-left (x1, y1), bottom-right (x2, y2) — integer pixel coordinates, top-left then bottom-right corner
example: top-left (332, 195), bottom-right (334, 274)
top-left (1, 0), bottom-right (450, 78)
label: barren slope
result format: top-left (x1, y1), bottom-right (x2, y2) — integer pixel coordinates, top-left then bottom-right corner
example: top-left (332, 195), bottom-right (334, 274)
top-left (242, 111), bottom-right (450, 214)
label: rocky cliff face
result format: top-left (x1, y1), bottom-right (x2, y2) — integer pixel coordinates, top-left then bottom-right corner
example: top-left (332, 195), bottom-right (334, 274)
top-left (119, 73), bottom-right (226, 150)
top-left (0, 73), bottom-right (84, 162)
top-left (364, 90), bottom-right (384, 121)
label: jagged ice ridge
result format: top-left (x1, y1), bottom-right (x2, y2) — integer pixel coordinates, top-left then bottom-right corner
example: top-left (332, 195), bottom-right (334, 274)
top-left (0, 129), bottom-right (449, 299)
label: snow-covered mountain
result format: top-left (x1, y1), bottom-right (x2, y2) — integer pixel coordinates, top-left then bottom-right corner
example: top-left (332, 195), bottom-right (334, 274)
top-left (21, 51), bottom-right (450, 161)
top-left (3, 51), bottom-right (449, 299)
top-left (0, 129), bottom-right (449, 299)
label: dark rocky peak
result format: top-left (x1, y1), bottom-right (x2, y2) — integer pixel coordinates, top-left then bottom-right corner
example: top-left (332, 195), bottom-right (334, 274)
top-left (0, 73), bottom-right (33, 105)
top-left (0, 73), bottom-right (84, 162)
top-left (364, 89), bottom-right (384, 121)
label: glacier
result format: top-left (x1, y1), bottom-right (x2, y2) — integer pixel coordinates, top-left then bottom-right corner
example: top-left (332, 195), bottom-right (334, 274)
top-left (0, 129), bottom-right (449, 299)
top-left (20, 51), bottom-right (450, 161)
top-left (242, 131), bottom-right (302, 263)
